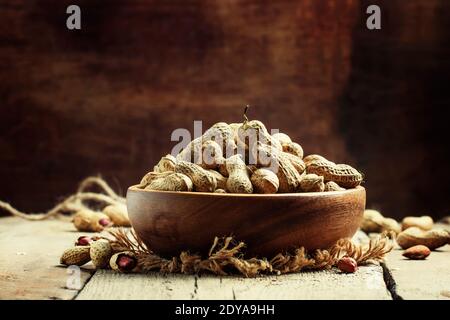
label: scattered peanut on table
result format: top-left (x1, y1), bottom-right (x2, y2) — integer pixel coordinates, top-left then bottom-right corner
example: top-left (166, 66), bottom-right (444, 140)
top-left (360, 209), bottom-right (401, 234)
top-left (361, 208), bottom-right (450, 261)
top-left (402, 245), bottom-right (431, 260)
top-left (396, 227), bottom-right (450, 250)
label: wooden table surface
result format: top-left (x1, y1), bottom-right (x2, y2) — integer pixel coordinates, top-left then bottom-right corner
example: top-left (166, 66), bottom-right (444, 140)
top-left (1, 216), bottom-right (449, 300)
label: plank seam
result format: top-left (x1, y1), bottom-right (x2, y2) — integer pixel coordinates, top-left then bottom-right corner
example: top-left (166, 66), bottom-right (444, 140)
top-left (72, 270), bottom-right (97, 300)
top-left (191, 275), bottom-right (199, 300)
top-left (380, 262), bottom-right (403, 300)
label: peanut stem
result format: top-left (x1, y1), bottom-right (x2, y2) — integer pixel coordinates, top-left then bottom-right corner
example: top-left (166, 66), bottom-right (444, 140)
top-left (243, 105), bottom-right (250, 128)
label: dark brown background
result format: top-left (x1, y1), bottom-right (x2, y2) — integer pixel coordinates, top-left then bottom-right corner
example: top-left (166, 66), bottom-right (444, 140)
top-left (0, 0), bottom-right (449, 219)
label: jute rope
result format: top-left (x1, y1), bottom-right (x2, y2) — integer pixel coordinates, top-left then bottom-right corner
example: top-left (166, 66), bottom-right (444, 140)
top-left (0, 176), bottom-right (125, 220)
top-left (109, 228), bottom-right (393, 277)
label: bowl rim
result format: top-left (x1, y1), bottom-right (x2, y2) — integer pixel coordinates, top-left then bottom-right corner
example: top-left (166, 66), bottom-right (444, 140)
top-left (127, 184), bottom-right (365, 198)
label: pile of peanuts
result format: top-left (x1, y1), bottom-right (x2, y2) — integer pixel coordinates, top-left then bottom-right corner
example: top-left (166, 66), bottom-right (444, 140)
top-left (361, 210), bottom-right (450, 259)
top-left (138, 119), bottom-right (363, 194)
top-left (72, 204), bottom-right (130, 232)
top-left (60, 236), bottom-right (138, 273)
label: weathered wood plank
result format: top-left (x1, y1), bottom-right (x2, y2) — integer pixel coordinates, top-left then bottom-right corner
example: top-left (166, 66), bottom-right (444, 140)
top-left (0, 217), bottom-right (94, 300)
top-left (76, 265), bottom-right (390, 300)
top-left (0, 219), bottom-right (390, 300)
top-left (2, 215), bottom-right (449, 300)
top-left (385, 224), bottom-right (450, 300)
top-left (197, 266), bottom-right (390, 300)
top-left (77, 229), bottom-right (390, 300)
top-left (76, 271), bottom-right (196, 300)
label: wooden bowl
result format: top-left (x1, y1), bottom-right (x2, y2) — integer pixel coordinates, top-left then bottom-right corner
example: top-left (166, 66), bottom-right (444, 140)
top-left (126, 186), bottom-right (366, 257)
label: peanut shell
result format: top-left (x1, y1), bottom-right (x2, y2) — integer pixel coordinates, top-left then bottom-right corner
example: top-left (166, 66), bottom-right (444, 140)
top-left (272, 132), bottom-right (292, 145)
top-left (253, 142), bottom-right (301, 193)
top-left (207, 169), bottom-right (227, 190)
top-left (402, 216), bottom-right (434, 231)
top-left (251, 168), bottom-right (279, 194)
top-left (138, 171), bottom-right (172, 189)
top-left (282, 152), bottom-right (305, 174)
top-left (90, 239), bottom-right (113, 269)
top-left (154, 154), bottom-right (177, 173)
top-left (282, 142), bottom-right (304, 159)
top-left (73, 209), bottom-right (110, 232)
top-left (147, 172), bottom-right (193, 192)
top-left (298, 174), bottom-right (325, 192)
top-left (200, 140), bottom-right (224, 170)
top-left (226, 155), bottom-right (253, 194)
top-left (103, 204), bottom-right (130, 227)
top-left (397, 227), bottom-right (450, 250)
top-left (203, 122), bottom-right (237, 157)
top-left (360, 209), bottom-right (401, 234)
top-left (303, 154), bottom-right (328, 166)
top-left (237, 120), bottom-right (282, 153)
top-left (175, 161), bottom-right (216, 192)
top-left (110, 251), bottom-right (138, 273)
top-left (324, 181), bottom-right (345, 192)
top-left (60, 246), bottom-right (91, 266)
top-left (176, 137), bottom-right (203, 163)
top-left (306, 160), bottom-right (363, 188)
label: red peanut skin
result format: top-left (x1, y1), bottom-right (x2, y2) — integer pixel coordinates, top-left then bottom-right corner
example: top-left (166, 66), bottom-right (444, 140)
top-left (337, 257), bottom-right (358, 273)
top-left (402, 245), bottom-right (431, 260)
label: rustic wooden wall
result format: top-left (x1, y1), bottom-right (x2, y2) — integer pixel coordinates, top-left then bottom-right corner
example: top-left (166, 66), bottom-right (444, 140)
top-left (0, 0), bottom-right (448, 219)
top-left (342, 0), bottom-right (450, 218)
